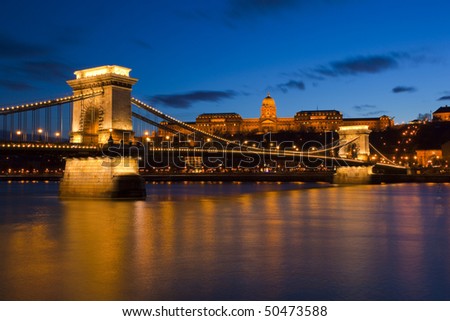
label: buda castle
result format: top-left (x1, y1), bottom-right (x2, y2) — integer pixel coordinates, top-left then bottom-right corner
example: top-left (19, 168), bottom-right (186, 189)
top-left (162, 94), bottom-right (393, 136)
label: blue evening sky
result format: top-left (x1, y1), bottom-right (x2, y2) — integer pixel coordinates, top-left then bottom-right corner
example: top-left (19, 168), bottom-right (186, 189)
top-left (1, 0), bottom-right (450, 123)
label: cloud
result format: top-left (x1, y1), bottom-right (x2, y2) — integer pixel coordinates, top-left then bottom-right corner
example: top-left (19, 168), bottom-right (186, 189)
top-left (313, 54), bottom-right (402, 77)
top-left (227, 0), bottom-right (299, 18)
top-left (296, 51), bottom-right (433, 83)
top-left (353, 104), bottom-right (376, 111)
top-left (53, 27), bottom-right (87, 47)
top-left (151, 90), bottom-right (237, 109)
top-left (226, 0), bottom-right (345, 19)
top-left (392, 86), bottom-right (416, 93)
top-left (0, 60), bottom-right (73, 83)
top-left (351, 104), bottom-right (387, 117)
top-left (361, 110), bottom-right (389, 116)
top-left (133, 39), bottom-right (152, 50)
top-left (25, 61), bottom-right (73, 80)
top-left (0, 32), bottom-right (73, 86)
top-left (0, 79), bottom-right (35, 91)
top-left (0, 33), bottom-right (49, 58)
top-left (437, 95), bottom-right (450, 101)
top-left (278, 80), bottom-right (305, 93)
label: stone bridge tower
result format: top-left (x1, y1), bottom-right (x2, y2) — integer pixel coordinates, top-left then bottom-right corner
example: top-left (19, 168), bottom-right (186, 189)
top-left (67, 65), bottom-right (138, 144)
top-left (337, 125), bottom-right (371, 161)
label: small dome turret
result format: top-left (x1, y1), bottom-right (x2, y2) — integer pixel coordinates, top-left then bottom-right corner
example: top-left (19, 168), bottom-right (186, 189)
top-left (260, 92), bottom-right (277, 119)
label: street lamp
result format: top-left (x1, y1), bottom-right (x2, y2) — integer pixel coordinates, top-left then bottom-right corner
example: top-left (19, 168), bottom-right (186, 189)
top-left (16, 130), bottom-right (22, 142)
top-left (37, 128), bottom-right (43, 142)
top-left (55, 132), bottom-right (60, 142)
top-left (108, 128), bottom-right (114, 146)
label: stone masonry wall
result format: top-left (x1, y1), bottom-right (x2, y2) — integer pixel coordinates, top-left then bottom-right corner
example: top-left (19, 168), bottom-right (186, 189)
top-left (59, 157), bottom-right (143, 198)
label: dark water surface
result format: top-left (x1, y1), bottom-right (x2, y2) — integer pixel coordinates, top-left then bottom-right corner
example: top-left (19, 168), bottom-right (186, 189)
top-left (0, 181), bottom-right (449, 300)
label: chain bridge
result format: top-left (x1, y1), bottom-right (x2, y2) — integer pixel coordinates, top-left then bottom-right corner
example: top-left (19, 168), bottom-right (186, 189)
top-left (0, 65), bottom-right (405, 196)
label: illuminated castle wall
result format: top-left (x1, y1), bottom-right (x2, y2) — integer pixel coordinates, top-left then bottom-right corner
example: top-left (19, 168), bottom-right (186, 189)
top-left (195, 94), bottom-right (296, 135)
top-left (174, 93), bottom-right (394, 136)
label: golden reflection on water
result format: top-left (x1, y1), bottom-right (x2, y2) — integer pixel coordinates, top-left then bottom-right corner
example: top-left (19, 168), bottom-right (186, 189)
top-left (60, 200), bottom-right (138, 300)
top-left (2, 224), bottom-right (60, 300)
top-left (0, 183), bottom-right (449, 300)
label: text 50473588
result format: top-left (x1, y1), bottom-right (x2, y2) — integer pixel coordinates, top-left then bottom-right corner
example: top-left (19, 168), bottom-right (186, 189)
top-left (264, 305), bottom-right (327, 317)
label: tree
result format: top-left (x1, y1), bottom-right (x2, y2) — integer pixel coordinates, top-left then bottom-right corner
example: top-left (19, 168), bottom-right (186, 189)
top-left (417, 113), bottom-right (431, 122)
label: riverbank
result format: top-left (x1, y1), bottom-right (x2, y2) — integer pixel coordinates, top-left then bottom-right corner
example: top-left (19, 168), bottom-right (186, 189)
top-left (0, 174), bottom-right (62, 181)
top-left (142, 172), bottom-right (335, 183)
top-left (371, 174), bottom-right (450, 184)
top-left (1, 172), bottom-right (449, 183)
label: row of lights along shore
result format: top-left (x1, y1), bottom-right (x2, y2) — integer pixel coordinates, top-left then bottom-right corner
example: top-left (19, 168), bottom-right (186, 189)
top-left (1, 143), bottom-right (97, 149)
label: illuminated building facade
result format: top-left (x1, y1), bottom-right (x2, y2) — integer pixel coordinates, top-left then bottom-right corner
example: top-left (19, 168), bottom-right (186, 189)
top-left (294, 110), bottom-right (343, 132)
top-left (160, 94), bottom-right (393, 136)
top-left (194, 94), bottom-right (296, 135)
top-left (343, 116), bottom-right (393, 131)
top-left (433, 106), bottom-right (450, 121)
top-left (415, 149), bottom-right (443, 167)
top-left (195, 113), bottom-right (243, 135)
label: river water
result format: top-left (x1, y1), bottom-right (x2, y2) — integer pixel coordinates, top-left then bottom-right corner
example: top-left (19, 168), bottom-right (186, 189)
top-left (0, 181), bottom-right (449, 300)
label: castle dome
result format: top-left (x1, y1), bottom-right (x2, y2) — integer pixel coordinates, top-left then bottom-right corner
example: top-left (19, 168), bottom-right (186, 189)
top-left (261, 93), bottom-right (276, 109)
top-left (260, 92), bottom-right (277, 119)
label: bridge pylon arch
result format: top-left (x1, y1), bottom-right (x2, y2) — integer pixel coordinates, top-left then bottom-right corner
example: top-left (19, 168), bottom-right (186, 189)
top-left (337, 125), bottom-right (371, 162)
top-left (67, 65), bottom-right (138, 144)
